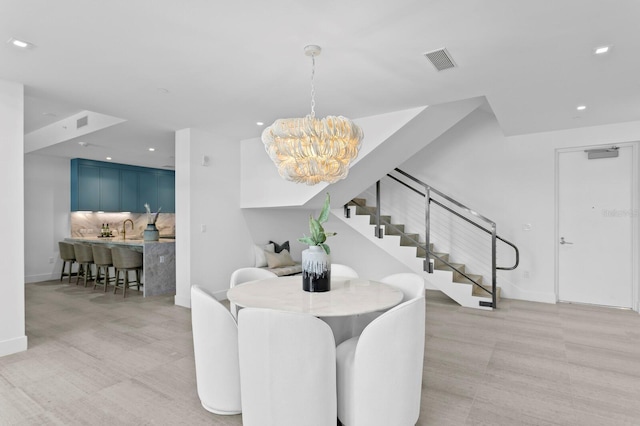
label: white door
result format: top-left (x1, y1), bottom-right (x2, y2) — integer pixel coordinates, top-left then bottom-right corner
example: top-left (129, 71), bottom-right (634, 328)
top-left (558, 146), bottom-right (634, 308)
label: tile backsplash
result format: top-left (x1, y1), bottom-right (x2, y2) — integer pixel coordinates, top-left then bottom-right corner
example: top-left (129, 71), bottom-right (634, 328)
top-left (71, 212), bottom-right (175, 238)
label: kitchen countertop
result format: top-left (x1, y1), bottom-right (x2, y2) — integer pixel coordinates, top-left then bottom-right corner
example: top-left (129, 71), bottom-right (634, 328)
top-left (65, 237), bottom-right (175, 247)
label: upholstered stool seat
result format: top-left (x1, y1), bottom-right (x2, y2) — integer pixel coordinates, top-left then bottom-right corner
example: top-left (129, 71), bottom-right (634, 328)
top-left (58, 241), bottom-right (78, 284)
top-left (111, 246), bottom-right (143, 297)
top-left (73, 243), bottom-right (95, 287)
top-left (92, 244), bottom-right (115, 292)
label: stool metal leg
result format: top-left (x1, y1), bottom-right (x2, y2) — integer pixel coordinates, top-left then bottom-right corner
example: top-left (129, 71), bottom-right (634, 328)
top-left (60, 261), bottom-right (66, 281)
top-left (67, 261), bottom-right (74, 284)
top-left (113, 269), bottom-right (119, 295)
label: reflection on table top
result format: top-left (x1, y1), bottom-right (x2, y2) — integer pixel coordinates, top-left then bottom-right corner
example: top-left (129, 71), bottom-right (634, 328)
top-left (227, 275), bottom-right (404, 317)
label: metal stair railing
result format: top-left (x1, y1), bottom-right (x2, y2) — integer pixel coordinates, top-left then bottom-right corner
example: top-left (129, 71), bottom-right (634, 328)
top-left (346, 168), bottom-right (519, 309)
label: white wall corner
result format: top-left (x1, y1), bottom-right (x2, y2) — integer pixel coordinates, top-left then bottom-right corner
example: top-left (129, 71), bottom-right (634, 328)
top-left (174, 128), bottom-right (192, 308)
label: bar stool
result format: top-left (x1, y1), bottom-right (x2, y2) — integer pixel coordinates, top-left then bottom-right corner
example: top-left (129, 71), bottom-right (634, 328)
top-left (74, 243), bottom-right (95, 287)
top-left (58, 241), bottom-right (78, 283)
top-left (92, 244), bottom-right (115, 292)
top-left (111, 246), bottom-right (143, 297)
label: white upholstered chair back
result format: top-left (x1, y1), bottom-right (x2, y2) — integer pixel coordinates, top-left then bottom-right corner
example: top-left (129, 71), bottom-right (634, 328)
top-left (190, 285), bottom-right (241, 415)
top-left (331, 263), bottom-right (359, 278)
top-left (349, 272), bottom-right (426, 340)
top-left (229, 267), bottom-right (277, 319)
top-left (336, 296), bottom-right (426, 426)
top-left (380, 272), bottom-right (425, 302)
top-left (238, 308), bottom-right (337, 426)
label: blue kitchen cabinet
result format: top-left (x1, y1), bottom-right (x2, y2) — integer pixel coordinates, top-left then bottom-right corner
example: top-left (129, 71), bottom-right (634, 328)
top-left (71, 159), bottom-right (175, 213)
top-left (157, 173), bottom-right (175, 213)
top-left (76, 164), bottom-right (100, 211)
top-left (120, 170), bottom-right (138, 212)
top-left (100, 167), bottom-right (120, 212)
top-left (138, 171), bottom-right (158, 213)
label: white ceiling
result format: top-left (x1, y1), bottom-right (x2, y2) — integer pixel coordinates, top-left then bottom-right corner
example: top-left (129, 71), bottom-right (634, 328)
top-left (2, 1), bottom-right (640, 169)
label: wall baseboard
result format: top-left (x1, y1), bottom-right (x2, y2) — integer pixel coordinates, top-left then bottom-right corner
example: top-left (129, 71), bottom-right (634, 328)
top-left (174, 294), bottom-right (191, 308)
top-left (0, 335), bottom-right (28, 358)
top-left (25, 273), bottom-right (57, 284)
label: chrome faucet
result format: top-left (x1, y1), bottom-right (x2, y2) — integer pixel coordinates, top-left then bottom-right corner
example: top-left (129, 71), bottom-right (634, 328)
top-left (122, 219), bottom-right (134, 240)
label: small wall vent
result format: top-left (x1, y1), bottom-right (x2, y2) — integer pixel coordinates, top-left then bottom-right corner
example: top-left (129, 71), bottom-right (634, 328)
top-left (76, 115), bottom-right (89, 129)
top-left (424, 48), bottom-right (456, 71)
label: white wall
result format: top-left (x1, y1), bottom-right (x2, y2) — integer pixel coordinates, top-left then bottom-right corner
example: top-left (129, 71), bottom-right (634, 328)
top-left (393, 108), bottom-right (640, 304)
top-left (0, 79), bottom-right (27, 357)
top-left (24, 154), bottom-right (70, 283)
top-left (174, 128), bottom-right (255, 306)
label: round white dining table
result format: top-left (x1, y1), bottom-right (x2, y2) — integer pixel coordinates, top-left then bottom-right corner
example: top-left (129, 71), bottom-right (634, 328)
top-left (227, 275), bottom-right (403, 317)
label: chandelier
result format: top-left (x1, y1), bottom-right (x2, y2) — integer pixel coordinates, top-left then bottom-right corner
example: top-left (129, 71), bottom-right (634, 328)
top-left (261, 45), bottom-right (364, 185)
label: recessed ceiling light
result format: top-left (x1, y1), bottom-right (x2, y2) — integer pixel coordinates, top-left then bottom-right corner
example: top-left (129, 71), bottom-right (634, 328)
top-left (148, 148), bottom-right (155, 152)
top-left (7, 37), bottom-right (35, 49)
top-left (106, 157), bottom-right (112, 160)
top-left (78, 141), bottom-right (88, 147)
top-left (593, 45), bottom-right (611, 55)
top-left (576, 105), bottom-right (587, 111)
top-left (256, 122), bottom-right (264, 126)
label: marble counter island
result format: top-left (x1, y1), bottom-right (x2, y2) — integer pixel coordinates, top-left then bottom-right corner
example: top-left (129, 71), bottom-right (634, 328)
top-left (65, 237), bottom-right (176, 297)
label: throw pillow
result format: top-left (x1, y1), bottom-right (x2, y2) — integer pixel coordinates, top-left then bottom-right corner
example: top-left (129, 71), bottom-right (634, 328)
top-left (269, 240), bottom-right (290, 253)
top-left (264, 249), bottom-right (296, 268)
top-left (254, 243), bottom-right (275, 267)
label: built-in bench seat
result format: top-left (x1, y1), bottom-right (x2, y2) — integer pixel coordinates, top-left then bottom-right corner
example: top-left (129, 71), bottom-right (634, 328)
top-left (262, 263), bottom-right (302, 277)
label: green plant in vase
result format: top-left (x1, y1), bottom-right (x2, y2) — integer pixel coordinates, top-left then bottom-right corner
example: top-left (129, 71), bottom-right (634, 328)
top-left (143, 203), bottom-right (161, 241)
top-left (144, 203), bottom-right (162, 225)
top-left (298, 193), bottom-right (336, 254)
top-left (298, 193), bottom-right (335, 292)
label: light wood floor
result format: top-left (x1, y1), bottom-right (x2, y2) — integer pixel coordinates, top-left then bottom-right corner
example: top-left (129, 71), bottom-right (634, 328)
top-left (1, 280), bottom-right (639, 425)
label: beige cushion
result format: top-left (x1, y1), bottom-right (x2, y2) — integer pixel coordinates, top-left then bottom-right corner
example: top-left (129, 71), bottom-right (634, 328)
top-left (254, 243), bottom-right (275, 267)
top-left (265, 249), bottom-right (296, 268)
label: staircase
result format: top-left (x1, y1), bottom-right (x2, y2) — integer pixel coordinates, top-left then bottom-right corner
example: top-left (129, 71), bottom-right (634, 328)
top-left (335, 198), bottom-right (500, 310)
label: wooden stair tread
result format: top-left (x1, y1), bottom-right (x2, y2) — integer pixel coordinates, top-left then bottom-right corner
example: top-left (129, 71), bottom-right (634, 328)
top-left (472, 284), bottom-right (501, 301)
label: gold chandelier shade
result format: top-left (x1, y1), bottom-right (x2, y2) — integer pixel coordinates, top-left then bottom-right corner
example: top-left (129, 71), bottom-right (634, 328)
top-left (262, 115), bottom-right (364, 185)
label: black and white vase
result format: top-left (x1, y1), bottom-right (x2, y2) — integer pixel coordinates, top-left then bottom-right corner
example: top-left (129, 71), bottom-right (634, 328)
top-left (302, 245), bottom-right (331, 292)
top-left (143, 223), bottom-right (159, 241)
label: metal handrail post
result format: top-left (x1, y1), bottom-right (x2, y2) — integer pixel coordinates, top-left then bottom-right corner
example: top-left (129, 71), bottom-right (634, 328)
top-left (375, 180), bottom-right (383, 238)
top-left (491, 224), bottom-right (497, 308)
top-left (425, 186), bottom-right (433, 273)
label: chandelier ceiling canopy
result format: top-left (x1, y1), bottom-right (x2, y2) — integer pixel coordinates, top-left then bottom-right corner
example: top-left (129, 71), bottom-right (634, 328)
top-left (261, 45), bottom-right (364, 185)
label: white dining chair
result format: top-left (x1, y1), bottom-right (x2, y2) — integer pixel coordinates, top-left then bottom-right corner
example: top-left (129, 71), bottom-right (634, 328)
top-left (341, 272), bottom-right (426, 345)
top-left (380, 272), bottom-right (425, 301)
top-left (331, 263), bottom-right (359, 278)
top-left (321, 264), bottom-right (359, 345)
top-left (352, 272), bottom-right (425, 336)
top-left (336, 296), bottom-right (426, 426)
top-left (229, 267), bottom-right (277, 319)
top-left (191, 285), bottom-right (241, 415)
top-left (238, 308), bottom-right (337, 426)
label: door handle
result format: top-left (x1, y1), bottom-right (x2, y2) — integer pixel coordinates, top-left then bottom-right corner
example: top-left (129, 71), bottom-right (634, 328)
top-left (560, 237), bottom-right (573, 245)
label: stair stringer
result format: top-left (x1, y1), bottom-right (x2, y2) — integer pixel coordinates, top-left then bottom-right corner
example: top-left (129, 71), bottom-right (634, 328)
top-left (333, 206), bottom-right (493, 310)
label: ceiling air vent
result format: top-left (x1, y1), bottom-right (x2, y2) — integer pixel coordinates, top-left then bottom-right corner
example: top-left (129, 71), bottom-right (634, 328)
top-left (76, 115), bottom-right (88, 129)
top-left (424, 48), bottom-right (456, 71)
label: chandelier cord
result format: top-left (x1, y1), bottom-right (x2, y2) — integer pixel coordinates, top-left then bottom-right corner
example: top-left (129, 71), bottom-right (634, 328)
top-left (310, 54), bottom-right (316, 118)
